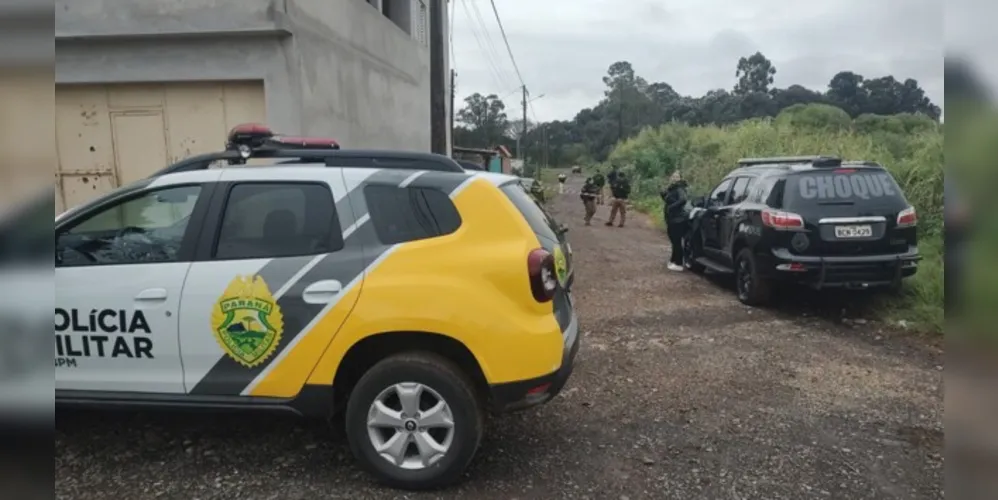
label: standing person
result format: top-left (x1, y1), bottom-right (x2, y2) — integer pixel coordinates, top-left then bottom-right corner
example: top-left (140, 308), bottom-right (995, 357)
top-left (580, 176), bottom-right (599, 225)
top-left (660, 171), bottom-right (690, 271)
top-left (557, 172), bottom-right (567, 193)
top-left (592, 169), bottom-right (606, 205)
top-left (605, 172), bottom-right (631, 227)
top-left (605, 165), bottom-right (620, 204)
top-left (944, 174), bottom-right (970, 314)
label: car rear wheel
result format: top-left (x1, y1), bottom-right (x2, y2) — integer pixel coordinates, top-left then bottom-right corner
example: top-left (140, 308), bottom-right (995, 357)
top-left (735, 248), bottom-right (773, 306)
top-left (345, 352), bottom-right (484, 490)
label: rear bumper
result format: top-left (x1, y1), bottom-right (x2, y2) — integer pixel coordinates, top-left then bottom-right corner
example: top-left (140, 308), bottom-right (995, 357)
top-left (762, 247), bottom-right (921, 289)
top-left (488, 306), bottom-right (580, 413)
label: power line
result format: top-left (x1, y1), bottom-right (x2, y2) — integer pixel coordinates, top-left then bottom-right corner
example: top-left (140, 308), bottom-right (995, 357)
top-left (458, 0), bottom-right (509, 94)
top-left (488, 0), bottom-right (526, 88)
top-left (448, 0), bottom-right (456, 66)
top-left (468, 0), bottom-right (511, 84)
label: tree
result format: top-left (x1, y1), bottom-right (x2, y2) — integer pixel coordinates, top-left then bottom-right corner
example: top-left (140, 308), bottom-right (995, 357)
top-left (456, 93), bottom-right (510, 147)
top-left (826, 71), bottom-right (867, 117)
top-left (734, 52), bottom-right (777, 95)
top-left (771, 85), bottom-right (826, 110)
top-left (601, 61), bottom-right (653, 142)
top-left (468, 54), bottom-right (943, 164)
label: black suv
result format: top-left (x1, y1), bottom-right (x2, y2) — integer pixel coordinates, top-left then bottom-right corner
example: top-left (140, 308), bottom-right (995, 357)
top-left (683, 155), bottom-right (921, 305)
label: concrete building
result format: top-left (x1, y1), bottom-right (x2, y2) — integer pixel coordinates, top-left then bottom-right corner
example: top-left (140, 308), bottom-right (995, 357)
top-left (55, 0), bottom-right (451, 212)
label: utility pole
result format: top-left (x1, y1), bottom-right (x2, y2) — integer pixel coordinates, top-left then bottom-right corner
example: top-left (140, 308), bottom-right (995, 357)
top-left (449, 69), bottom-right (456, 147)
top-left (429, 0), bottom-right (446, 154)
top-left (542, 124), bottom-right (548, 169)
top-left (516, 85), bottom-right (527, 160)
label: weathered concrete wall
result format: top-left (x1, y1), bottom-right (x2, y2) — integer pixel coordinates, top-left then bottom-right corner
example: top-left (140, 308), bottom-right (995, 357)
top-left (286, 0), bottom-right (430, 150)
top-left (55, 0), bottom-right (445, 152)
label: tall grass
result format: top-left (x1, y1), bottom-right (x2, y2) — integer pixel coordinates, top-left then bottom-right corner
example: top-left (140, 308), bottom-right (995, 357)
top-left (603, 104), bottom-right (944, 332)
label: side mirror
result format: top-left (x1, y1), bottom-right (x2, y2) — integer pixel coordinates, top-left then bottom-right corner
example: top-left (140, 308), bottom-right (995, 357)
top-left (691, 196), bottom-right (705, 208)
top-left (558, 224), bottom-right (569, 235)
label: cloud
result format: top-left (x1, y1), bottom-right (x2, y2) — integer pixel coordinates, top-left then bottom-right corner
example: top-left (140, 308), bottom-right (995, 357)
top-left (451, 0), bottom-right (944, 121)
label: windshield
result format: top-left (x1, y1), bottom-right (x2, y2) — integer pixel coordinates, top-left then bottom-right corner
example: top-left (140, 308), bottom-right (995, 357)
top-left (783, 169), bottom-right (908, 210)
top-left (500, 182), bottom-right (561, 243)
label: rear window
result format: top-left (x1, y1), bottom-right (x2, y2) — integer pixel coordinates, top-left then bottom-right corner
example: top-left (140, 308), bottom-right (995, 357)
top-left (500, 183), bottom-right (560, 243)
top-left (783, 169), bottom-right (908, 209)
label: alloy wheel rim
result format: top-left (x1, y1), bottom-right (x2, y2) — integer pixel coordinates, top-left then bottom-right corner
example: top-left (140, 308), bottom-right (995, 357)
top-left (367, 382), bottom-right (455, 470)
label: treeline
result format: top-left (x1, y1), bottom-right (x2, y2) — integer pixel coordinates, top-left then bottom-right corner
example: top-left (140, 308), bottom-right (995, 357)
top-left (453, 52), bottom-right (941, 164)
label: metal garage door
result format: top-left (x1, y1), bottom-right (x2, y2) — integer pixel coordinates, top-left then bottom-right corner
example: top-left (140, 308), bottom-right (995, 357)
top-left (55, 81), bottom-right (266, 213)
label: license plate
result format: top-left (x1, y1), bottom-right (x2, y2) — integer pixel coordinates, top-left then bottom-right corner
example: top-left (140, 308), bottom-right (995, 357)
top-left (834, 225), bottom-right (873, 238)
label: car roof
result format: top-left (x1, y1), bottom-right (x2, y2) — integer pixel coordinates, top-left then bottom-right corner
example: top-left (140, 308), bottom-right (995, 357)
top-left (728, 161), bottom-right (886, 179)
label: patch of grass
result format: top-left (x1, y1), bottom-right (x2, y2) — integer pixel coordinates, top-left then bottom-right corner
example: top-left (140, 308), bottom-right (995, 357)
top-left (606, 106), bottom-right (944, 334)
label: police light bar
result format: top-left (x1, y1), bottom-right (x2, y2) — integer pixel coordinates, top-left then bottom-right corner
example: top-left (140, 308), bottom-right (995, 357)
top-left (227, 123), bottom-right (274, 149)
top-left (268, 136), bottom-right (340, 149)
top-left (226, 123), bottom-right (341, 154)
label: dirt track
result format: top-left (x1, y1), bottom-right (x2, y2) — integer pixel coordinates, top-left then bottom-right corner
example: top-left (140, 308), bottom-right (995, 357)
top-left (55, 173), bottom-right (944, 499)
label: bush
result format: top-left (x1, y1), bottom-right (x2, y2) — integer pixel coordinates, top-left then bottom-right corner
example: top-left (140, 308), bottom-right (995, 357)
top-left (608, 104), bottom-right (944, 333)
top-left (774, 103), bottom-right (852, 132)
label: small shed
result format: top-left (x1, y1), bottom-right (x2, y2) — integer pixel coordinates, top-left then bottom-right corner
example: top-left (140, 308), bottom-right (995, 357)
top-left (453, 145), bottom-right (513, 174)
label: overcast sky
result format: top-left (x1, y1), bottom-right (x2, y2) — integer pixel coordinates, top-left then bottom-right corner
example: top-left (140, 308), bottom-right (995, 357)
top-left (450, 0), bottom-right (944, 122)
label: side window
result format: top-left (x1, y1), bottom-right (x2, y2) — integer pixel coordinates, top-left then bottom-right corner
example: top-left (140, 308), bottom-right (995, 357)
top-left (56, 185), bottom-right (201, 267)
top-left (365, 184), bottom-right (462, 245)
top-left (214, 182), bottom-right (343, 260)
top-left (708, 179), bottom-right (733, 206)
top-left (729, 177), bottom-right (753, 204)
top-left (747, 176), bottom-right (772, 204)
top-left (766, 179), bottom-right (787, 208)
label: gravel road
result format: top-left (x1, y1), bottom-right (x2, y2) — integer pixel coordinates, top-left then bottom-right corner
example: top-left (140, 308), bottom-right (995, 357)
top-left (55, 173), bottom-right (944, 499)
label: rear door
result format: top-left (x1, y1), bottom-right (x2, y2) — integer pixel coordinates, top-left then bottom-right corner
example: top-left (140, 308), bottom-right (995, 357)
top-left (178, 168), bottom-right (363, 399)
top-left (781, 167), bottom-right (912, 256)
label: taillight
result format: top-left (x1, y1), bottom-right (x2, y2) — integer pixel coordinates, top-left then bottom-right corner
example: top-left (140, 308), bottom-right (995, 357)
top-left (527, 248), bottom-right (558, 302)
top-left (897, 206), bottom-right (917, 228)
top-left (761, 209), bottom-right (804, 230)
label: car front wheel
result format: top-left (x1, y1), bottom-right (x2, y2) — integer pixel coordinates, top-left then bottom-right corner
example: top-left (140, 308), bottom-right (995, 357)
top-left (345, 352), bottom-right (484, 490)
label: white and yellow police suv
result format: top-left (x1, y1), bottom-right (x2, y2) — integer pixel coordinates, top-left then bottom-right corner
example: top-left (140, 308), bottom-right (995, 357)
top-left (55, 124), bottom-right (579, 490)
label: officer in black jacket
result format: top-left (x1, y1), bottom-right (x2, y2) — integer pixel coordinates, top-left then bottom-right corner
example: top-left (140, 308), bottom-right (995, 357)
top-left (592, 170), bottom-right (606, 205)
top-left (605, 172), bottom-right (631, 227)
top-left (660, 171), bottom-right (689, 271)
top-left (580, 177), bottom-right (600, 225)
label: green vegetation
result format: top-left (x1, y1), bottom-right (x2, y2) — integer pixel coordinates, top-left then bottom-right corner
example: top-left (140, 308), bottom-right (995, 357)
top-left (456, 50), bottom-right (948, 334)
top-left (604, 104), bottom-right (944, 333)
top-left (945, 79), bottom-right (998, 340)
top-left (454, 53), bottom-right (939, 167)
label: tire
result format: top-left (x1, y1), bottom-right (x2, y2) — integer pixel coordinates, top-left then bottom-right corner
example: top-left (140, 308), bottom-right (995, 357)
top-left (345, 352), bottom-right (484, 491)
top-left (683, 234), bottom-right (705, 273)
top-left (735, 248), bottom-right (773, 306)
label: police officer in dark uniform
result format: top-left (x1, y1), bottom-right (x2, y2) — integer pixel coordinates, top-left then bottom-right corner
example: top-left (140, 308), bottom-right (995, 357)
top-left (592, 169), bottom-right (606, 205)
top-left (580, 176), bottom-right (600, 225)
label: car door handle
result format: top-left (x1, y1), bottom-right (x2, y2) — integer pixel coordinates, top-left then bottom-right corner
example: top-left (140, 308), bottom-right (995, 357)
top-left (134, 288), bottom-right (168, 302)
top-left (301, 280), bottom-right (342, 304)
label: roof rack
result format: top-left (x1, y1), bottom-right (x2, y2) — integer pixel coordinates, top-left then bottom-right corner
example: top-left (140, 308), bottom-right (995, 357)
top-left (150, 123), bottom-right (465, 178)
top-left (841, 160), bottom-right (882, 168)
top-left (737, 155), bottom-right (842, 168)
